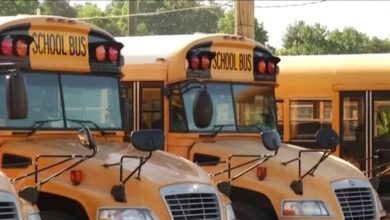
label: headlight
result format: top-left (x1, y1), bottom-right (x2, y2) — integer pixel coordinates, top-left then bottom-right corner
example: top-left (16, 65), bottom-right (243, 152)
top-left (224, 203), bottom-right (236, 220)
top-left (282, 200), bottom-right (330, 216)
top-left (373, 191), bottom-right (387, 218)
top-left (27, 212), bottom-right (41, 220)
top-left (98, 208), bottom-right (154, 220)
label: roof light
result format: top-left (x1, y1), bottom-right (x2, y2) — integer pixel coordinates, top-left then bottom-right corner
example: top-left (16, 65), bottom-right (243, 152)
top-left (201, 55), bottom-right (211, 70)
top-left (267, 61), bottom-right (276, 74)
top-left (108, 46), bottom-right (118, 62)
top-left (1, 37), bottom-right (13, 56)
top-left (95, 45), bottom-right (106, 62)
top-left (258, 60), bottom-right (266, 74)
top-left (190, 56), bottom-right (200, 70)
top-left (15, 39), bottom-right (28, 57)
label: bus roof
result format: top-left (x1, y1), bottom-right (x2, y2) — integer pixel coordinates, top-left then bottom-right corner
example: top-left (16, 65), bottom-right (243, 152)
top-left (279, 53), bottom-right (390, 75)
top-left (0, 15), bottom-right (112, 38)
top-left (116, 33), bottom-right (266, 64)
top-left (277, 53), bottom-right (390, 94)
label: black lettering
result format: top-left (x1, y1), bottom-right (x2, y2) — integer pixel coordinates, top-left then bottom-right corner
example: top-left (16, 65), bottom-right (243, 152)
top-left (31, 33), bottom-right (38, 54)
top-left (69, 36), bottom-right (75, 55)
top-left (61, 36), bottom-right (67, 55)
top-left (247, 54), bottom-right (252, 71)
top-left (80, 36), bottom-right (86, 56)
top-left (55, 35), bottom-right (62, 55)
top-left (49, 34), bottom-right (56, 54)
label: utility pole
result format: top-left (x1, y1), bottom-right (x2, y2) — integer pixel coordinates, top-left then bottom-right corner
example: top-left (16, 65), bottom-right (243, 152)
top-left (235, 0), bottom-right (254, 39)
top-left (128, 0), bottom-right (137, 36)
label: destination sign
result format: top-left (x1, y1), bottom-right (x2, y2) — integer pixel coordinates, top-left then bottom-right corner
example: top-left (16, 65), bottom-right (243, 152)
top-left (29, 27), bottom-right (89, 71)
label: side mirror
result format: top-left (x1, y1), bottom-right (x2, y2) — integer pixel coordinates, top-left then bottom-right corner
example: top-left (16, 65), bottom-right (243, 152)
top-left (261, 130), bottom-right (281, 151)
top-left (121, 97), bottom-right (131, 142)
top-left (315, 127), bottom-right (339, 150)
top-left (130, 129), bottom-right (164, 152)
top-left (78, 127), bottom-right (97, 151)
top-left (193, 90), bottom-right (213, 128)
top-left (6, 73), bottom-right (28, 119)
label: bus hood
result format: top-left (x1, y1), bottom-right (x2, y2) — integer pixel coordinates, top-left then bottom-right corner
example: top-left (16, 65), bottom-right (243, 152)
top-left (191, 137), bottom-right (367, 183)
top-left (0, 172), bottom-right (15, 193)
top-left (2, 138), bottom-right (214, 191)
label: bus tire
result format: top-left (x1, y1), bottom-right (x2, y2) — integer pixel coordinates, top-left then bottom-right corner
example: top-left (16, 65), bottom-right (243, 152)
top-left (40, 211), bottom-right (78, 220)
top-left (232, 202), bottom-right (275, 220)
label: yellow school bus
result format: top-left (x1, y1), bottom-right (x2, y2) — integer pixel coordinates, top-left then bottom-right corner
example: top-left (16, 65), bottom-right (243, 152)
top-left (276, 53), bottom-right (390, 214)
top-left (118, 34), bottom-right (387, 219)
top-left (0, 15), bottom-right (234, 220)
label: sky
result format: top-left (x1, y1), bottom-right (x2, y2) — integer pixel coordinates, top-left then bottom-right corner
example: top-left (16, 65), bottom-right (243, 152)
top-left (71, 0), bottom-right (390, 49)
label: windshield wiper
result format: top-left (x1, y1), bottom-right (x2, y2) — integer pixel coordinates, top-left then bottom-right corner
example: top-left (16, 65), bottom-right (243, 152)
top-left (200, 124), bottom-right (236, 138)
top-left (21, 118), bottom-right (107, 137)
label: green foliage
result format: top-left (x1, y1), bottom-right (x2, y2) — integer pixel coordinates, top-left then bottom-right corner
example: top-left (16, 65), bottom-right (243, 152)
top-left (0, 0), bottom-right (40, 16)
top-left (278, 21), bottom-right (329, 55)
top-left (74, 2), bottom-right (122, 36)
top-left (217, 10), bottom-right (268, 44)
top-left (328, 27), bottom-right (369, 54)
top-left (40, 0), bottom-right (77, 17)
top-left (278, 20), bottom-right (390, 55)
top-left (217, 10), bottom-right (235, 34)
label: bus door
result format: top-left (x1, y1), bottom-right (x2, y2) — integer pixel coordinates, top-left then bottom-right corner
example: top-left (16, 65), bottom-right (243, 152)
top-left (121, 81), bottom-right (164, 130)
top-left (340, 91), bottom-right (390, 207)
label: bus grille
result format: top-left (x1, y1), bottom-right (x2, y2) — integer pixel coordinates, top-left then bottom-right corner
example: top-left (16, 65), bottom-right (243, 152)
top-left (161, 184), bottom-right (221, 220)
top-left (333, 180), bottom-right (376, 220)
top-left (0, 202), bottom-right (18, 220)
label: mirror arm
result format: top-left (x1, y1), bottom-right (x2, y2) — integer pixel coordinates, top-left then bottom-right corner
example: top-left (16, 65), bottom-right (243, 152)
top-left (211, 153), bottom-right (275, 179)
top-left (111, 152), bottom-right (152, 203)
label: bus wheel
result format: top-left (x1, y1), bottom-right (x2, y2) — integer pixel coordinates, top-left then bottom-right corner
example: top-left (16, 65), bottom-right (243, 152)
top-left (40, 211), bottom-right (78, 220)
top-left (232, 202), bottom-right (274, 220)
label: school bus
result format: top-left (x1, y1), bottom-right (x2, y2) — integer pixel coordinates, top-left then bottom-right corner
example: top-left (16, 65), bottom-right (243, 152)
top-left (276, 53), bottom-right (390, 214)
top-left (118, 34), bottom-right (388, 219)
top-left (0, 15), bottom-right (234, 220)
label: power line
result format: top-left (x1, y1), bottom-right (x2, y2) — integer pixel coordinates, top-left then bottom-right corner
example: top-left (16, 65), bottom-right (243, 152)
top-left (255, 0), bottom-right (326, 8)
top-left (77, 4), bottom-right (225, 21)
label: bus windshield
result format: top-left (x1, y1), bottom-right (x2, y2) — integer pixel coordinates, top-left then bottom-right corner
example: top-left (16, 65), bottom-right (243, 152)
top-left (0, 72), bottom-right (121, 129)
top-left (170, 82), bottom-right (277, 133)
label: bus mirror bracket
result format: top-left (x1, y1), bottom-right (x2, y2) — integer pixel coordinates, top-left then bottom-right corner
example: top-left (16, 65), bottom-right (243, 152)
top-left (281, 127), bottom-right (339, 195)
top-left (107, 129), bottom-right (161, 202)
top-left (11, 127), bottom-right (98, 199)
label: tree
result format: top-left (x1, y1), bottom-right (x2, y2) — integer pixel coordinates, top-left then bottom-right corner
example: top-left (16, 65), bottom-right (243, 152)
top-left (366, 37), bottom-right (390, 53)
top-left (74, 2), bottom-right (122, 36)
top-left (0, 0), bottom-right (39, 16)
top-left (40, 0), bottom-right (77, 17)
top-left (278, 21), bottom-right (329, 55)
top-left (217, 10), bottom-right (269, 44)
top-left (327, 27), bottom-right (369, 54)
top-left (105, 0), bottom-right (224, 36)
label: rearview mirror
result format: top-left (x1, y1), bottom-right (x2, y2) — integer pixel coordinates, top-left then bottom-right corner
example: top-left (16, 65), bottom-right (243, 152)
top-left (6, 73), bottom-right (28, 119)
top-left (193, 90), bottom-right (213, 128)
top-left (78, 127), bottom-right (97, 151)
top-left (261, 130), bottom-right (281, 151)
top-left (315, 127), bottom-right (339, 149)
top-left (130, 129), bottom-right (164, 152)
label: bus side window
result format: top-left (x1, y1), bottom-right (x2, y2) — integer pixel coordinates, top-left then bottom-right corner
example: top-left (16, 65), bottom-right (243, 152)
top-left (139, 82), bottom-right (164, 130)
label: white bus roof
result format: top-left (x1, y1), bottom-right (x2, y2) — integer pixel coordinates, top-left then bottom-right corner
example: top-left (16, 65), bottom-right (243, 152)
top-left (116, 34), bottom-right (260, 64)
